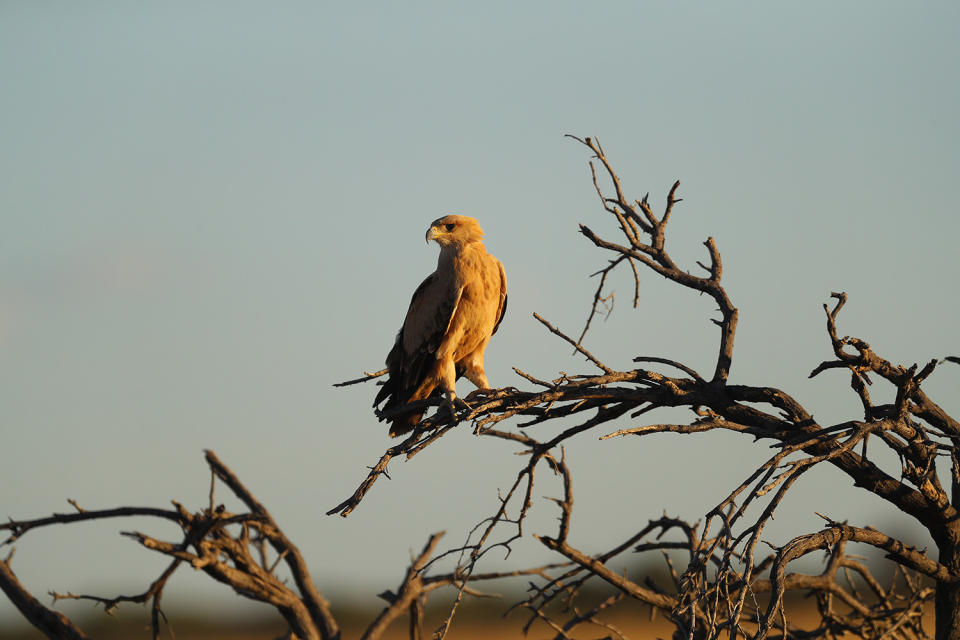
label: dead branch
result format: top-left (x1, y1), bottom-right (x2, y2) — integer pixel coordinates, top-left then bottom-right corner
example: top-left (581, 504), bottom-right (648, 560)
top-left (0, 559), bottom-right (91, 640)
top-left (333, 369), bottom-right (388, 387)
top-left (362, 532), bottom-right (445, 640)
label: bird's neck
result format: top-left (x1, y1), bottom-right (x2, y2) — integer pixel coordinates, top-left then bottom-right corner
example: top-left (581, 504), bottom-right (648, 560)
top-left (437, 241), bottom-right (482, 270)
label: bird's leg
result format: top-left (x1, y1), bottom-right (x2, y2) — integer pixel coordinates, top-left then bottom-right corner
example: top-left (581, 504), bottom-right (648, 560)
top-left (462, 353), bottom-right (490, 388)
top-left (462, 358), bottom-right (491, 402)
top-left (436, 356), bottom-right (470, 418)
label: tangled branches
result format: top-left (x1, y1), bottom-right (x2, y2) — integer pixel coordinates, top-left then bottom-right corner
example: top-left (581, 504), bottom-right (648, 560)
top-left (1, 451), bottom-right (553, 640)
top-left (2, 451), bottom-right (340, 640)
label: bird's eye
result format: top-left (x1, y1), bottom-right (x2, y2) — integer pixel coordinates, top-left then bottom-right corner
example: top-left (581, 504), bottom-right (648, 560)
top-left (445, 223), bottom-right (455, 232)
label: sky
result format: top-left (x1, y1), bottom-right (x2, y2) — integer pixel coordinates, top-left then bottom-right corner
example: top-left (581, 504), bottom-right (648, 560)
top-left (2, 0), bottom-right (959, 631)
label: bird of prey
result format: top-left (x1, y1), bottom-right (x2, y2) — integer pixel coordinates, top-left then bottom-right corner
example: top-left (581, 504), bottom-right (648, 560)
top-left (374, 215), bottom-right (507, 437)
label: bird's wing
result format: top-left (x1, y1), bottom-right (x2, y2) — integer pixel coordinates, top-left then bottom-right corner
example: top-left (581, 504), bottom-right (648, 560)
top-left (374, 270), bottom-right (462, 410)
top-left (491, 257), bottom-right (507, 336)
top-left (401, 270), bottom-right (462, 358)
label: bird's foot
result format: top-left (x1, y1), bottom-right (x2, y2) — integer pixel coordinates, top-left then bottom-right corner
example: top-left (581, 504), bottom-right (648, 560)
top-left (437, 395), bottom-right (472, 421)
top-left (468, 386), bottom-right (517, 401)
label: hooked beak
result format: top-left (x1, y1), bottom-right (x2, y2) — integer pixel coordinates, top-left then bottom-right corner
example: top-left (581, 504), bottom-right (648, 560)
top-left (425, 226), bottom-right (438, 244)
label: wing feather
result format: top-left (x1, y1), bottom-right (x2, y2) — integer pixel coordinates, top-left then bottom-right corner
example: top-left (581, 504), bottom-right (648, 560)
top-left (491, 258), bottom-right (507, 335)
top-left (374, 271), bottom-right (462, 413)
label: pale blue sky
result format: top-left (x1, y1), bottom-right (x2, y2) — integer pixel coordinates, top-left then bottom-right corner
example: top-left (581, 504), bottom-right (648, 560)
top-left (2, 1), bottom-right (958, 629)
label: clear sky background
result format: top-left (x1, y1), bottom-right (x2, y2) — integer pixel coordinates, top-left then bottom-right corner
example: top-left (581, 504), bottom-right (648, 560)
top-left (2, 1), bottom-right (958, 630)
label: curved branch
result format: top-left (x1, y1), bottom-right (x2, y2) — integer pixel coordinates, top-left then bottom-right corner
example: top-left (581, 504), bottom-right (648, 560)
top-left (2, 506), bottom-right (181, 546)
top-left (0, 559), bottom-right (91, 640)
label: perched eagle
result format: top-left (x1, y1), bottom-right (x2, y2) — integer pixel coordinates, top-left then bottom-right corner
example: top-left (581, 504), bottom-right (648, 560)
top-left (374, 215), bottom-right (507, 437)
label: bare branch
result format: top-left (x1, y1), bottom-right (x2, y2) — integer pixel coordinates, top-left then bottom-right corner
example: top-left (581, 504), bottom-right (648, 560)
top-left (334, 368), bottom-right (389, 387)
top-left (533, 312), bottom-right (613, 374)
top-left (0, 559), bottom-right (91, 640)
top-left (361, 531), bottom-right (445, 640)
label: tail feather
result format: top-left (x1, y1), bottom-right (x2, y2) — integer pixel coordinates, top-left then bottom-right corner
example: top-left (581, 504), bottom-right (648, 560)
top-left (388, 413), bottom-right (421, 438)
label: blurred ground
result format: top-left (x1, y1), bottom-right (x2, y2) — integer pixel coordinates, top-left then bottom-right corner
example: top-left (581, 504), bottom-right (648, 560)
top-left (0, 598), bottom-right (933, 639)
top-left (1, 607), bottom-right (674, 640)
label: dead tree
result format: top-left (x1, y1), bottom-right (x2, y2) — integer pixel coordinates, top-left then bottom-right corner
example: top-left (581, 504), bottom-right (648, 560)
top-left (4, 136), bottom-right (958, 639)
top-left (334, 136), bottom-right (959, 639)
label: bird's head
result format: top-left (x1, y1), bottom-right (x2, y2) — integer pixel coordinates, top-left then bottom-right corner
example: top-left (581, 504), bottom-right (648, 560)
top-left (425, 215), bottom-right (484, 248)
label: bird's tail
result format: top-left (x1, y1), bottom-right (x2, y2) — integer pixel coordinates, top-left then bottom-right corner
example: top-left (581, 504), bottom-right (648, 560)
top-left (387, 414), bottom-right (421, 438)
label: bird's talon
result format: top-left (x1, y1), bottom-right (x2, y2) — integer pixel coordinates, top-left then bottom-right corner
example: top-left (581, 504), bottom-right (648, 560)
top-left (436, 397), bottom-right (472, 421)
top-left (467, 388), bottom-right (493, 400)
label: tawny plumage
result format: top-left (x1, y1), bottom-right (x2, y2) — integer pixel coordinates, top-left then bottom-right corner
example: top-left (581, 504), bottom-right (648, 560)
top-left (374, 215), bottom-right (507, 437)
